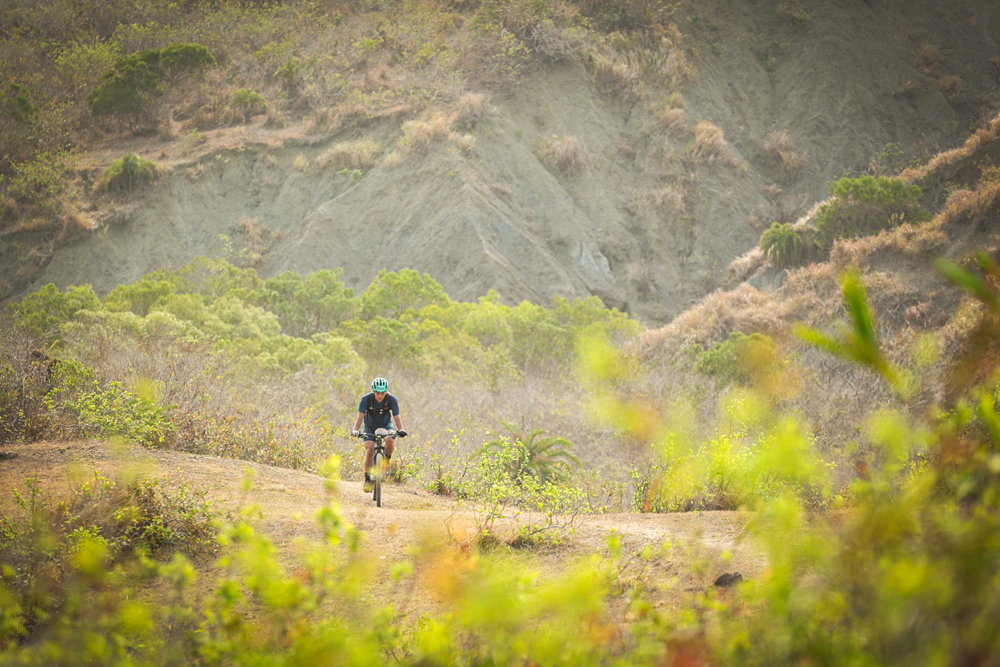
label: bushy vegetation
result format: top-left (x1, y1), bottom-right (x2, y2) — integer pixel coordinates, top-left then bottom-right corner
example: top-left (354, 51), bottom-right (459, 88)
top-left (101, 153), bottom-right (158, 193)
top-left (815, 175), bottom-right (929, 250)
top-left (87, 43), bottom-right (215, 128)
top-left (3, 240), bottom-right (1000, 664)
top-left (759, 221), bottom-right (806, 268)
top-left (1, 472), bottom-right (222, 647)
top-left (1, 258), bottom-right (639, 478)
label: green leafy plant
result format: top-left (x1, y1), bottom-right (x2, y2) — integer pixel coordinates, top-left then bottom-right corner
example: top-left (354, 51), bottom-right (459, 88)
top-left (759, 221), bottom-right (806, 268)
top-left (87, 43), bottom-right (214, 128)
top-left (814, 175), bottom-right (928, 250)
top-left (6, 152), bottom-right (69, 210)
top-left (0, 472), bottom-right (221, 645)
top-left (231, 88), bottom-right (265, 123)
top-left (695, 331), bottom-right (779, 387)
top-left (482, 421), bottom-right (581, 483)
top-left (102, 153), bottom-right (158, 193)
top-left (43, 359), bottom-right (169, 447)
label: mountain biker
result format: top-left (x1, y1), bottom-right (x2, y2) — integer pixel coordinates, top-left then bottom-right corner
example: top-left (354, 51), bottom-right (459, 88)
top-left (351, 377), bottom-right (406, 493)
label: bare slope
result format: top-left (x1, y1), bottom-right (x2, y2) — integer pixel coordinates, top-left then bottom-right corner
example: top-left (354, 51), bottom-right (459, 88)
top-left (7, 0), bottom-right (999, 324)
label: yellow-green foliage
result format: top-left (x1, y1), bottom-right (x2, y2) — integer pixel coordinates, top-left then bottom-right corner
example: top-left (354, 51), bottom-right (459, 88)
top-left (3, 258), bottom-right (639, 472)
top-left (4, 255), bottom-right (1000, 664)
top-left (102, 153), bottom-right (158, 193)
top-left (759, 221), bottom-right (805, 268)
top-left (814, 175), bottom-right (929, 250)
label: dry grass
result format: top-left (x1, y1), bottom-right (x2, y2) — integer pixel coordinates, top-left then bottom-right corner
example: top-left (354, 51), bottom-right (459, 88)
top-left (454, 93), bottom-right (489, 129)
top-left (826, 220), bottom-right (949, 270)
top-left (537, 136), bottom-right (589, 174)
top-left (264, 106), bottom-right (286, 129)
top-left (382, 150), bottom-right (404, 169)
top-left (657, 99), bottom-right (686, 135)
top-left (293, 155), bottom-right (309, 172)
top-left (939, 75), bottom-right (964, 97)
top-left (990, 56), bottom-right (1000, 81)
top-left (236, 217), bottom-right (270, 267)
top-left (305, 108), bottom-right (339, 135)
top-left (587, 51), bottom-right (643, 103)
top-left (317, 139), bottom-right (382, 170)
top-left (640, 283), bottom-right (798, 354)
top-left (915, 43), bottom-right (941, 77)
top-left (0, 196), bottom-right (19, 230)
top-left (899, 111), bottom-right (1000, 181)
top-left (651, 183), bottom-right (686, 214)
top-left (654, 25), bottom-right (696, 87)
top-left (764, 130), bottom-right (802, 178)
top-left (725, 247), bottom-right (766, 285)
top-left (937, 173), bottom-right (1000, 228)
top-left (891, 80), bottom-right (920, 99)
top-left (184, 164), bottom-right (205, 182)
top-left (400, 114), bottom-right (454, 149)
top-left (452, 134), bottom-right (476, 151)
top-left (689, 121), bottom-right (742, 168)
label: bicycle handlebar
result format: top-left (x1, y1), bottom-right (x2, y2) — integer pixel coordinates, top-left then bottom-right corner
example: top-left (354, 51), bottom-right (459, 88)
top-left (355, 430), bottom-right (407, 439)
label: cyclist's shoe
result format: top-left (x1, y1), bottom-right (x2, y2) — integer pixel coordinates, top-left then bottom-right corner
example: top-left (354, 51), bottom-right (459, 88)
top-left (363, 473), bottom-right (373, 493)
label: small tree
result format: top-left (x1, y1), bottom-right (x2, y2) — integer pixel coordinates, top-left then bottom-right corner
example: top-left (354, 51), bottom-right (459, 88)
top-left (231, 89), bottom-right (265, 123)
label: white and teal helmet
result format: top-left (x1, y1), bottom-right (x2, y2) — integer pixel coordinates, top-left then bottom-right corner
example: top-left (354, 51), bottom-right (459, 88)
top-left (372, 377), bottom-right (388, 393)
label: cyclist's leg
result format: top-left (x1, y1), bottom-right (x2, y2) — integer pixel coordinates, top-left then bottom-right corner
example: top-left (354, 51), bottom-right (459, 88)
top-left (385, 436), bottom-right (395, 459)
top-left (363, 438), bottom-right (375, 475)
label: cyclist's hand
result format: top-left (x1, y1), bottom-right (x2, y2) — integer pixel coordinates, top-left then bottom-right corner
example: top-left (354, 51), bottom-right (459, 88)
top-left (396, 429), bottom-right (407, 438)
top-left (351, 430), bottom-right (360, 438)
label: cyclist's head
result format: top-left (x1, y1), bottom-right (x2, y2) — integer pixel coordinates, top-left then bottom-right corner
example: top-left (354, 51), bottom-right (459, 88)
top-left (371, 377), bottom-right (388, 393)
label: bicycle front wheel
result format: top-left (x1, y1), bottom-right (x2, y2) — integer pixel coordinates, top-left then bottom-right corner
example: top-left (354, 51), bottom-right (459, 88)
top-left (373, 451), bottom-right (382, 506)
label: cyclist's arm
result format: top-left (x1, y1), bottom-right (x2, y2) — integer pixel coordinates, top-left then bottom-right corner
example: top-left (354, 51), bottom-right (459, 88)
top-left (393, 414), bottom-right (403, 432)
top-left (353, 412), bottom-right (364, 432)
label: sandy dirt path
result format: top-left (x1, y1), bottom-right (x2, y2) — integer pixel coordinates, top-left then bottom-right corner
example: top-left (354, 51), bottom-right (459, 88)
top-left (0, 440), bottom-right (766, 614)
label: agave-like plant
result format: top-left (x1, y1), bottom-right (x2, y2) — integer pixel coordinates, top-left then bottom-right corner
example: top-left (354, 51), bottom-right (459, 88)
top-left (482, 421), bottom-right (581, 483)
top-left (759, 221), bottom-right (805, 268)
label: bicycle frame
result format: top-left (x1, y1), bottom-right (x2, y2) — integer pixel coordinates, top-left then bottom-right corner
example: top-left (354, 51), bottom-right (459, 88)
top-left (358, 428), bottom-right (400, 507)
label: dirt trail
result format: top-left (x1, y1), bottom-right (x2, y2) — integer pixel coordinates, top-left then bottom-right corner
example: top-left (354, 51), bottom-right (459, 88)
top-left (0, 440), bottom-right (765, 611)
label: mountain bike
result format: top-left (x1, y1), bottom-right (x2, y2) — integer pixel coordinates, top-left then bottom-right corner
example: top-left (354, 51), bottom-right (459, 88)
top-left (357, 428), bottom-right (405, 507)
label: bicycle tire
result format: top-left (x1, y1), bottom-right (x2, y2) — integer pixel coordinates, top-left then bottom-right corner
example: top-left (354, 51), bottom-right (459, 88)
top-left (373, 450), bottom-right (383, 507)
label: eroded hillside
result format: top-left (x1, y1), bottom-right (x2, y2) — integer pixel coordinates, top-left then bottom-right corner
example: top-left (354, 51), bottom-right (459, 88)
top-left (1, 0), bottom-right (998, 323)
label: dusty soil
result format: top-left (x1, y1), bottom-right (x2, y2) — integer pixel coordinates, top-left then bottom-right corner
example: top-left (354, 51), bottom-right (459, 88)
top-left (0, 439), bottom-right (764, 615)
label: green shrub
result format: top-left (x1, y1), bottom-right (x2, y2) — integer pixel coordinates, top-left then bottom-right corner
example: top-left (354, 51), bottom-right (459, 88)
top-left (231, 88), bottom-right (265, 122)
top-left (7, 284), bottom-right (100, 337)
top-left (87, 51), bottom-right (164, 126)
top-left (0, 83), bottom-right (38, 125)
top-left (43, 359), bottom-right (169, 447)
top-left (695, 331), bottom-right (779, 387)
top-left (6, 152), bottom-right (68, 209)
top-left (759, 221), bottom-right (806, 268)
top-left (361, 268), bottom-right (450, 319)
top-left (0, 472), bottom-right (220, 645)
top-left (102, 153), bottom-right (158, 193)
top-left (474, 0), bottom-right (553, 44)
top-left (815, 175), bottom-right (928, 249)
top-left (87, 43), bottom-right (214, 127)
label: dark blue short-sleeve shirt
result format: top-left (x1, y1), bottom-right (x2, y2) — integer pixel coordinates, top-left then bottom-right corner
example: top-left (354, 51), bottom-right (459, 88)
top-left (358, 392), bottom-right (399, 431)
